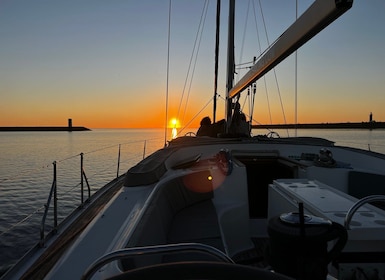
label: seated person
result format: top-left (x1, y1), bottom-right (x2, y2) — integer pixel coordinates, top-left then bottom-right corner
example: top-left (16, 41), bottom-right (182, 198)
top-left (228, 112), bottom-right (250, 137)
top-left (197, 116), bottom-right (213, 137)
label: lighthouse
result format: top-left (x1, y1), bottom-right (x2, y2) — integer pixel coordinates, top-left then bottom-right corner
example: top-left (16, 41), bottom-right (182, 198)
top-left (68, 118), bottom-right (73, 131)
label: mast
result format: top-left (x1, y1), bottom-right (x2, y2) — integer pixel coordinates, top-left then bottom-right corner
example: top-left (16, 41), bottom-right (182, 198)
top-left (225, 0), bottom-right (235, 126)
top-left (213, 0), bottom-right (221, 123)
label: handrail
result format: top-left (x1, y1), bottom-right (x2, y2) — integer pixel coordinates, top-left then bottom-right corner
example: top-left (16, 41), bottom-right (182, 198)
top-left (344, 195), bottom-right (385, 229)
top-left (13, 137), bottom-right (162, 248)
top-left (81, 243), bottom-right (234, 280)
top-left (80, 153), bottom-right (91, 204)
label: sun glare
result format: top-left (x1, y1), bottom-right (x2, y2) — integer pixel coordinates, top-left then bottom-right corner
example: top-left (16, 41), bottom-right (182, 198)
top-left (169, 118), bottom-right (180, 128)
top-left (169, 118), bottom-right (180, 139)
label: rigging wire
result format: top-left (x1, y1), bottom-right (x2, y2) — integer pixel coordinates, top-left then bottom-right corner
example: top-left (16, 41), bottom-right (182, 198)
top-left (164, 0), bottom-right (172, 145)
top-left (235, 0), bottom-right (257, 127)
top-left (295, 0), bottom-right (298, 136)
top-left (256, 0), bottom-right (273, 125)
top-left (181, 0), bottom-right (209, 126)
top-left (257, 0), bottom-right (289, 136)
top-left (240, 88), bottom-right (249, 115)
top-left (235, 0), bottom-right (269, 130)
top-left (177, 0), bottom-right (209, 127)
top-left (177, 95), bottom-right (220, 136)
top-left (237, 0), bottom-right (251, 85)
top-left (247, 5), bottom-right (259, 127)
top-left (250, 82), bottom-right (257, 125)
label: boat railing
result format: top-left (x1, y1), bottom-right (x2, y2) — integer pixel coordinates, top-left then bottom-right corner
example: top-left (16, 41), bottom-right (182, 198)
top-left (81, 243), bottom-right (234, 280)
top-left (40, 161), bottom-right (58, 246)
top-left (344, 195), bottom-right (385, 229)
top-left (37, 138), bottom-right (163, 245)
top-left (39, 153), bottom-right (93, 246)
top-left (1, 137), bottom-right (163, 250)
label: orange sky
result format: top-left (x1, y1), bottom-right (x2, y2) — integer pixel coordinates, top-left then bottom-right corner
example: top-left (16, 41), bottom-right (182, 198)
top-left (1, 1), bottom-right (385, 129)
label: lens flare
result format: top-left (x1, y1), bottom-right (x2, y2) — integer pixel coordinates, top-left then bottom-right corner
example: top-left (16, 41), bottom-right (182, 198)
top-left (182, 160), bottom-right (226, 193)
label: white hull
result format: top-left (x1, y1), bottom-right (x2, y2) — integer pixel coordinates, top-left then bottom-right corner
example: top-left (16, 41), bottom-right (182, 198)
top-left (3, 136), bottom-right (385, 279)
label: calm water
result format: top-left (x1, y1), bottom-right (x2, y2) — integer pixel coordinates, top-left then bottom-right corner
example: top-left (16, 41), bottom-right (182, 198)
top-left (0, 128), bottom-right (165, 274)
top-left (1, 128), bottom-right (385, 274)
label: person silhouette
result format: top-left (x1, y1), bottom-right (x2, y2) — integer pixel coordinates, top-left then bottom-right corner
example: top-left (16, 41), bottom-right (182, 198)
top-left (197, 116), bottom-right (213, 136)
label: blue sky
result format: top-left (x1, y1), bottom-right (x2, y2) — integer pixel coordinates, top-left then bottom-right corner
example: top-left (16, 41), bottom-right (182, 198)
top-left (1, 0), bottom-right (384, 128)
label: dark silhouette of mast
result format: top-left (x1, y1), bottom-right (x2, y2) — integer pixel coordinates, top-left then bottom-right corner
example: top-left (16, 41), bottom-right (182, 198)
top-left (213, 0), bottom-right (220, 123)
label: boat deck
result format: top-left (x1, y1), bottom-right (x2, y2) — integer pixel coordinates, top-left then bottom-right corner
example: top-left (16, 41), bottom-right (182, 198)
top-left (16, 177), bottom-right (125, 279)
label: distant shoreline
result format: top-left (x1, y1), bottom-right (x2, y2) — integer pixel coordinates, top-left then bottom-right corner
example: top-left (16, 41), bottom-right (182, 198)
top-left (252, 122), bottom-right (385, 130)
top-left (0, 126), bottom-right (91, 132)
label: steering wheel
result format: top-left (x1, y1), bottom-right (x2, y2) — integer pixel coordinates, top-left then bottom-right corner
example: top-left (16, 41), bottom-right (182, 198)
top-left (107, 261), bottom-right (294, 280)
top-left (185, 131), bottom-right (196, 137)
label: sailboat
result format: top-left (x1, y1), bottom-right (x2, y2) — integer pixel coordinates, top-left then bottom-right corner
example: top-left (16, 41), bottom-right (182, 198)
top-left (2, 0), bottom-right (385, 279)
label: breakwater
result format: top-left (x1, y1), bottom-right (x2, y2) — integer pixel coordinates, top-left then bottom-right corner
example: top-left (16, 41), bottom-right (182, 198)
top-left (252, 122), bottom-right (385, 130)
top-left (0, 126), bottom-right (91, 131)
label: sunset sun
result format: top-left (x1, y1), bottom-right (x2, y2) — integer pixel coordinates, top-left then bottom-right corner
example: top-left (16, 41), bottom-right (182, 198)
top-left (170, 118), bottom-right (179, 128)
top-left (169, 118), bottom-right (180, 139)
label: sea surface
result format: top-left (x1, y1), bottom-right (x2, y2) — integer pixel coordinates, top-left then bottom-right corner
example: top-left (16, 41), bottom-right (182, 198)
top-left (0, 128), bottom-right (165, 275)
top-left (1, 128), bottom-right (385, 274)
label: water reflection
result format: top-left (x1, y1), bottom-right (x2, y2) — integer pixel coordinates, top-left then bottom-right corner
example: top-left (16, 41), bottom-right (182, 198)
top-left (172, 127), bottom-right (177, 139)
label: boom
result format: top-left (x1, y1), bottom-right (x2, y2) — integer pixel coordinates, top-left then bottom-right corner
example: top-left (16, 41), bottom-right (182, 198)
top-left (228, 0), bottom-right (353, 99)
